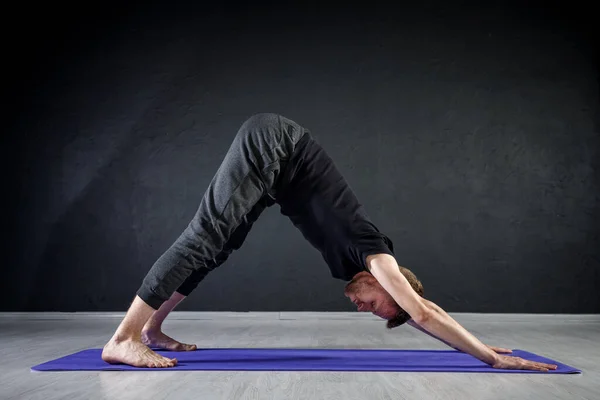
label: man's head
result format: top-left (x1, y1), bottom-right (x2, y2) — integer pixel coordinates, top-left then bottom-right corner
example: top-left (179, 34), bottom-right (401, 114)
top-left (343, 267), bottom-right (424, 329)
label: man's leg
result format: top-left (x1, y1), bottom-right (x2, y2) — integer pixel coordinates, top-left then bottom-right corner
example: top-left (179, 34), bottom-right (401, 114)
top-left (102, 113), bottom-right (305, 367)
top-left (141, 194), bottom-right (274, 351)
top-left (141, 291), bottom-right (197, 351)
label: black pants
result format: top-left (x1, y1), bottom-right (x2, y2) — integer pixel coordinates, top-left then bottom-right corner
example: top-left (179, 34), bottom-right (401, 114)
top-left (136, 113), bottom-right (308, 309)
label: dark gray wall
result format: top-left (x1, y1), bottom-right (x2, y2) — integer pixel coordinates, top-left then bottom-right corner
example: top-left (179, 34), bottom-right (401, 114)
top-left (4, 1), bottom-right (599, 313)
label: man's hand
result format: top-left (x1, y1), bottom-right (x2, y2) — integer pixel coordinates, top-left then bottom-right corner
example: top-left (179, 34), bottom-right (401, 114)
top-left (485, 346), bottom-right (558, 372)
top-left (492, 355), bottom-right (557, 372)
top-left (486, 345), bottom-right (512, 354)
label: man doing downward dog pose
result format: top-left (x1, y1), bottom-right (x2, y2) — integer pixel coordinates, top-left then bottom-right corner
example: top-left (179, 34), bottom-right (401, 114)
top-left (102, 113), bottom-right (557, 372)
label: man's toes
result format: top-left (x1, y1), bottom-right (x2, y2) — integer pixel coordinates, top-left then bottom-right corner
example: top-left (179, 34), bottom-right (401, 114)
top-left (157, 355), bottom-right (170, 366)
top-left (150, 354), bottom-right (165, 367)
top-left (162, 358), bottom-right (175, 368)
top-left (176, 343), bottom-right (196, 351)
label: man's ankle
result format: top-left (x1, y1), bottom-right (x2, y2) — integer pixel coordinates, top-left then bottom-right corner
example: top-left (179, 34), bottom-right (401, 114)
top-left (111, 331), bottom-right (142, 343)
top-left (141, 323), bottom-right (161, 333)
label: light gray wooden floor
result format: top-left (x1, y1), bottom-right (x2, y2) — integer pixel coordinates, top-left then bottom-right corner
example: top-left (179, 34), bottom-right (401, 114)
top-left (0, 312), bottom-right (598, 400)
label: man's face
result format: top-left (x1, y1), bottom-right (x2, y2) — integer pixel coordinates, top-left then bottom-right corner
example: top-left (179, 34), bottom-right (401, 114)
top-left (344, 272), bottom-right (399, 320)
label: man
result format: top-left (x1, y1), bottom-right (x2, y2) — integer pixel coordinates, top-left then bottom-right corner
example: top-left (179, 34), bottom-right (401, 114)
top-left (102, 113), bottom-right (557, 372)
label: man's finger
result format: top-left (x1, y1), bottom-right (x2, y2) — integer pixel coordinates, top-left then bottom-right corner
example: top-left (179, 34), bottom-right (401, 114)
top-left (489, 346), bottom-right (512, 354)
top-left (527, 361), bottom-right (556, 371)
top-left (532, 361), bottom-right (557, 370)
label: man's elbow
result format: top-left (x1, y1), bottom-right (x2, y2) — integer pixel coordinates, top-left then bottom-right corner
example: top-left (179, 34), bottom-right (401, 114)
top-left (411, 305), bottom-right (434, 326)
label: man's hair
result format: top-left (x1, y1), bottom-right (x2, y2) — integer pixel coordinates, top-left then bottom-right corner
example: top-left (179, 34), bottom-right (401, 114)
top-left (386, 267), bottom-right (424, 329)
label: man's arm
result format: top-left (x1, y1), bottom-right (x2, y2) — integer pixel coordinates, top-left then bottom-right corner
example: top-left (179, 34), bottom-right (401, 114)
top-left (406, 318), bottom-right (457, 349)
top-left (366, 254), bottom-right (557, 371)
top-left (366, 254), bottom-right (498, 365)
top-left (406, 311), bottom-right (512, 354)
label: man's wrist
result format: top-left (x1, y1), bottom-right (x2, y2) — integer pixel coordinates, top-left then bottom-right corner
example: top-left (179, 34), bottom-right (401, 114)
top-left (482, 348), bottom-right (500, 365)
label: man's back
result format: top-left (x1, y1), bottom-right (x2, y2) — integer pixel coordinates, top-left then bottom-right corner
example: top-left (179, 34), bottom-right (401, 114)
top-left (275, 132), bottom-right (395, 280)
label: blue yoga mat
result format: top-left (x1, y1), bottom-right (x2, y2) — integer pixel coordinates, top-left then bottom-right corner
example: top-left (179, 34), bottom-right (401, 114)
top-left (31, 348), bottom-right (580, 373)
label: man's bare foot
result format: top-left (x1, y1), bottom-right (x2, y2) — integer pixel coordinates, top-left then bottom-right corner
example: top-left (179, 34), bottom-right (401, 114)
top-left (101, 338), bottom-right (178, 368)
top-left (141, 329), bottom-right (197, 351)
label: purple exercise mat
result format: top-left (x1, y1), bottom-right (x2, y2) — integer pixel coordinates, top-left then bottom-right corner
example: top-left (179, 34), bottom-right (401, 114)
top-left (31, 348), bottom-right (580, 373)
